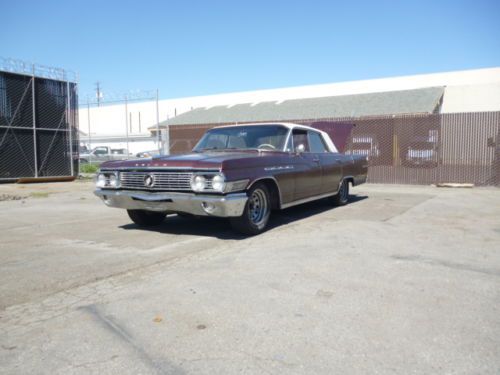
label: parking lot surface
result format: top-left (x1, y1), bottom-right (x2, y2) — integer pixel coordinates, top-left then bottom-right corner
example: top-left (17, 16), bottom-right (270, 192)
top-left (1, 180), bottom-right (499, 374)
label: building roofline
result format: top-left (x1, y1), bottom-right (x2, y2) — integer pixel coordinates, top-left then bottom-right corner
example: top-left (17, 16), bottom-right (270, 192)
top-left (153, 87), bottom-right (444, 128)
top-left (154, 67), bottom-right (500, 105)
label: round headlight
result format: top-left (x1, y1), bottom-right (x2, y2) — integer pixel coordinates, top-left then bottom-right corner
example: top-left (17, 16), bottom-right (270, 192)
top-left (109, 174), bottom-right (117, 187)
top-left (211, 174), bottom-right (225, 192)
top-left (191, 175), bottom-right (206, 192)
top-left (96, 173), bottom-right (106, 188)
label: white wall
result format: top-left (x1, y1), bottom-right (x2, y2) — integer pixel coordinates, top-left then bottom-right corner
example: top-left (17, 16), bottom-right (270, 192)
top-left (78, 67), bottom-right (500, 138)
top-left (442, 83), bottom-right (500, 113)
top-left (79, 100), bottom-right (158, 137)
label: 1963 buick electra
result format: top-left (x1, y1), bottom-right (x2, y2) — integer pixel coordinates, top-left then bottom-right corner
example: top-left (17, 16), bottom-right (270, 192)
top-left (94, 123), bottom-right (368, 235)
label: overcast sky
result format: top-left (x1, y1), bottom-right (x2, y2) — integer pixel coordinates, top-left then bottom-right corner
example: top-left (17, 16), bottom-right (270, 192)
top-left (2, 0), bottom-right (499, 101)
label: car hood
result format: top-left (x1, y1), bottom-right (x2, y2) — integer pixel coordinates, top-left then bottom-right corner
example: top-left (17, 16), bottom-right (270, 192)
top-left (100, 151), bottom-right (283, 170)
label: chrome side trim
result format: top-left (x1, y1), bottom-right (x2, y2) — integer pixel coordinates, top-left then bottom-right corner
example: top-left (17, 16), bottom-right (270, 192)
top-left (264, 165), bottom-right (294, 171)
top-left (281, 191), bottom-right (337, 209)
top-left (280, 176), bottom-right (353, 209)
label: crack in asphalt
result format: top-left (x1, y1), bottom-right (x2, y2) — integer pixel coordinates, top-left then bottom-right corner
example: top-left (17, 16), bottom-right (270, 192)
top-left (391, 254), bottom-right (500, 277)
top-left (79, 304), bottom-right (183, 375)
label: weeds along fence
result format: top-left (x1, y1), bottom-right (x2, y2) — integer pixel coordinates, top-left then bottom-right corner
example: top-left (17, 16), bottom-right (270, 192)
top-left (167, 111), bottom-right (500, 186)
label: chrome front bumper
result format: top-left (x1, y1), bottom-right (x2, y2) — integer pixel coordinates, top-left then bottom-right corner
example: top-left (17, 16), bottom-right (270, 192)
top-left (94, 189), bottom-right (248, 217)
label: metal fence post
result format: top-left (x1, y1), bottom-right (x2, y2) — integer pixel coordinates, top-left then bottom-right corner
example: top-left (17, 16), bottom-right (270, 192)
top-left (156, 89), bottom-right (160, 154)
top-left (87, 99), bottom-right (92, 164)
top-left (31, 64), bottom-right (38, 178)
top-left (66, 77), bottom-right (74, 176)
top-left (165, 123), bottom-right (170, 155)
top-left (125, 95), bottom-right (129, 155)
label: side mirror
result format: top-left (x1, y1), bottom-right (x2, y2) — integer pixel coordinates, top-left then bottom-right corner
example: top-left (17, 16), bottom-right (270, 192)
top-left (296, 144), bottom-right (305, 154)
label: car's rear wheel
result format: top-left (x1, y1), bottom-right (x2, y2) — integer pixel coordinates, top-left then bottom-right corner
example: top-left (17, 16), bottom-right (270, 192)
top-left (230, 183), bottom-right (271, 235)
top-left (127, 210), bottom-right (166, 226)
top-left (331, 179), bottom-right (349, 206)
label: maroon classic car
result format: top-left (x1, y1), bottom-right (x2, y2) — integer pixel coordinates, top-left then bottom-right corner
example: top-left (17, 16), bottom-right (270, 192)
top-left (94, 123), bottom-right (368, 235)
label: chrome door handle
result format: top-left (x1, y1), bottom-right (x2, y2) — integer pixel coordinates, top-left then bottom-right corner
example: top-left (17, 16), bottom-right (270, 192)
top-left (313, 157), bottom-right (320, 163)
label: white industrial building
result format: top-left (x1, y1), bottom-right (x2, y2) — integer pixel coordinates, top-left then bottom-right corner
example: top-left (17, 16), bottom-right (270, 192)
top-left (79, 67), bottom-right (500, 155)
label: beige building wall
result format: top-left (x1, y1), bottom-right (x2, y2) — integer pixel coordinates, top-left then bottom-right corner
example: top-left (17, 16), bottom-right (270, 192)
top-left (442, 83), bottom-right (500, 113)
top-left (78, 67), bottom-right (500, 143)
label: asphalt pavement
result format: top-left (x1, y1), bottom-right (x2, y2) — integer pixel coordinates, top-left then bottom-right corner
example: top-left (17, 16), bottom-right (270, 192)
top-left (0, 180), bottom-right (499, 374)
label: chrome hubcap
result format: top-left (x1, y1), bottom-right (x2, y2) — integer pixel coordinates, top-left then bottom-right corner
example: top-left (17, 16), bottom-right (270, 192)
top-left (248, 189), bottom-right (268, 225)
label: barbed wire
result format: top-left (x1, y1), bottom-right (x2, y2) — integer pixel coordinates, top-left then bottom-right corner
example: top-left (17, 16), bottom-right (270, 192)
top-left (80, 89), bottom-right (158, 106)
top-left (0, 56), bottom-right (78, 82)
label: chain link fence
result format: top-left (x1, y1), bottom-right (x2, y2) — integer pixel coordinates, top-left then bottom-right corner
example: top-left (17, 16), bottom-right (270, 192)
top-left (78, 90), bottom-right (165, 172)
top-left (0, 59), bottom-right (78, 181)
top-left (167, 111), bottom-right (500, 186)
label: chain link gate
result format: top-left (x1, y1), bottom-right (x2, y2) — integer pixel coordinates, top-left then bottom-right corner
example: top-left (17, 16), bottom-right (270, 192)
top-left (0, 58), bottom-right (78, 182)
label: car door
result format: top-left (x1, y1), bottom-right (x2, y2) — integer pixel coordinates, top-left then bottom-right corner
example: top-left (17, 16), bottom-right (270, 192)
top-left (291, 129), bottom-right (322, 200)
top-left (308, 130), bottom-right (343, 194)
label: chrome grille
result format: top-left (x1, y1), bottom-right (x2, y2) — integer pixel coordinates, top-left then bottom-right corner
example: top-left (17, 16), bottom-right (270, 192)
top-left (120, 171), bottom-right (193, 191)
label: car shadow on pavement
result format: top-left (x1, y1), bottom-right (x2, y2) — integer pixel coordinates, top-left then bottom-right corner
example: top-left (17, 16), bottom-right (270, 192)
top-left (120, 215), bottom-right (244, 240)
top-left (119, 194), bottom-right (368, 239)
top-left (269, 194), bottom-right (368, 229)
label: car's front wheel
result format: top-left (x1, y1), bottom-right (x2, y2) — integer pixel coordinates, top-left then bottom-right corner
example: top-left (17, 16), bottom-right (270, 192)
top-left (127, 210), bottom-right (166, 226)
top-left (230, 183), bottom-right (271, 235)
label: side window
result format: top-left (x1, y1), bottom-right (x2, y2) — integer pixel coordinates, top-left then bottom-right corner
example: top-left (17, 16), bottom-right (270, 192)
top-left (308, 131), bottom-right (328, 153)
top-left (292, 130), bottom-right (309, 152)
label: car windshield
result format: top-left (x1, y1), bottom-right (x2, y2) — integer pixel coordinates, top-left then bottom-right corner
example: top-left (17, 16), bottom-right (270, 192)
top-left (193, 125), bottom-right (289, 151)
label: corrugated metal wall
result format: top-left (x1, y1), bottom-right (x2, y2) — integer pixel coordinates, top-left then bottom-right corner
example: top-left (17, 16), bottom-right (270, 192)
top-left (167, 112), bottom-right (500, 186)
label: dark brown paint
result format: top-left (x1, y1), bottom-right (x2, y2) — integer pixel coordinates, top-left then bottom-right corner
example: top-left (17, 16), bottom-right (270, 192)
top-left (101, 149), bottom-right (368, 204)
